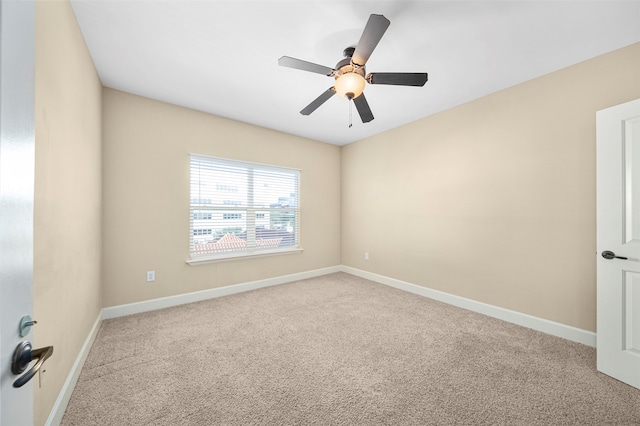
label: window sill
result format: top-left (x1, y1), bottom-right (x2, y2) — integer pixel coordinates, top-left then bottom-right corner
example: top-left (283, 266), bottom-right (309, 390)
top-left (186, 247), bottom-right (304, 265)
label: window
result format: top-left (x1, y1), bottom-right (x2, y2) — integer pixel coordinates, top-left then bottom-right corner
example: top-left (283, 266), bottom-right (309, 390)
top-left (193, 212), bottom-right (212, 220)
top-left (223, 213), bottom-right (242, 220)
top-left (189, 154), bottom-right (300, 261)
top-left (216, 184), bottom-right (238, 193)
top-left (190, 198), bottom-right (212, 204)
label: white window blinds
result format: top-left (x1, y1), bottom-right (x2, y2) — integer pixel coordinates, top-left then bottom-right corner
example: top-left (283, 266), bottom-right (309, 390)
top-left (189, 154), bottom-right (300, 260)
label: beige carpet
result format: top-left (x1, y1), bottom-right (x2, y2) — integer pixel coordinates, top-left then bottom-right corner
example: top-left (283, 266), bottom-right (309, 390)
top-left (62, 272), bottom-right (640, 425)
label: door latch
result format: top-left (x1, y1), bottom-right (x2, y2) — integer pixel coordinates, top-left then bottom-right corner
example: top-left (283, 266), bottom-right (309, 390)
top-left (11, 341), bottom-right (53, 388)
top-left (601, 250), bottom-right (628, 260)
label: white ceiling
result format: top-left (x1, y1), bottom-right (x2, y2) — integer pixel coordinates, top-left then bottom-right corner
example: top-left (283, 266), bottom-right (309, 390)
top-left (70, 1), bottom-right (640, 146)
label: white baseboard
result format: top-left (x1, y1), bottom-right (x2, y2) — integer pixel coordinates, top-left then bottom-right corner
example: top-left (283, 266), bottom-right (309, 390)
top-left (341, 266), bottom-right (597, 347)
top-left (45, 311), bottom-right (102, 426)
top-left (102, 265), bottom-right (342, 320)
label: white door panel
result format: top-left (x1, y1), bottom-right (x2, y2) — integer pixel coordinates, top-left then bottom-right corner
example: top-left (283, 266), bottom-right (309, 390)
top-left (597, 98), bottom-right (640, 389)
top-left (0, 0), bottom-right (36, 424)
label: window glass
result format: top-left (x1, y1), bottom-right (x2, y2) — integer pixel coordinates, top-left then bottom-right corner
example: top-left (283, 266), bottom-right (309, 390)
top-left (190, 155), bottom-right (300, 260)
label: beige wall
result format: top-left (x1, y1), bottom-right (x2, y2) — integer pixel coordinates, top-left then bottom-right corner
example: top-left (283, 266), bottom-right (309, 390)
top-left (33, 1), bottom-right (103, 425)
top-left (101, 89), bottom-right (341, 307)
top-left (342, 43), bottom-right (640, 332)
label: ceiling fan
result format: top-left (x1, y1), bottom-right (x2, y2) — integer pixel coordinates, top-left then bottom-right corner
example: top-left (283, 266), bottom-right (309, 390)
top-left (278, 14), bottom-right (428, 124)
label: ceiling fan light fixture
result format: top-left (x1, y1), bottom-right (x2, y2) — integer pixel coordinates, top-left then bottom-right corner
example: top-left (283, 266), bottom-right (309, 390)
top-left (334, 72), bottom-right (366, 99)
top-left (278, 14), bottom-right (426, 123)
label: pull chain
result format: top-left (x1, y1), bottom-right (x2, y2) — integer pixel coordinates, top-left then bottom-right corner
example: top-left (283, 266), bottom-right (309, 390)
top-left (348, 99), bottom-right (353, 128)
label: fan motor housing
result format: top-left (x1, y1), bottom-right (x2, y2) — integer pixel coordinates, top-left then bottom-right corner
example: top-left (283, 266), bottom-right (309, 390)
top-left (334, 57), bottom-right (365, 79)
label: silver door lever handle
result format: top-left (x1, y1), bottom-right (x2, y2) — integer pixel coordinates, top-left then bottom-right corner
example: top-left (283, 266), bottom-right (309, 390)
top-left (601, 250), bottom-right (628, 260)
top-left (11, 341), bottom-right (53, 388)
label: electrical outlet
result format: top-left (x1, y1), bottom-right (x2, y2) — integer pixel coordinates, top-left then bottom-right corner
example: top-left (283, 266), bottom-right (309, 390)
top-left (364, 252), bottom-right (369, 261)
top-left (146, 271), bottom-right (155, 282)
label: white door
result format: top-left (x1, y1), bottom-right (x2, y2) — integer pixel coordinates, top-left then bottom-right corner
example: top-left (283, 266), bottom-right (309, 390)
top-left (596, 98), bottom-right (640, 389)
top-left (0, 0), bottom-right (36, 424)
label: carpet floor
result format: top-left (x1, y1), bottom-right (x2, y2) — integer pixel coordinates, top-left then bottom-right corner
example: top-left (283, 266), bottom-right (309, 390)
top-left (61, 272), bottom-right (640, 425)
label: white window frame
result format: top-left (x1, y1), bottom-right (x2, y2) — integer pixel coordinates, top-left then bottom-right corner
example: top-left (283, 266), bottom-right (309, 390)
top-left (187, 154), bottom-right (302, 264)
